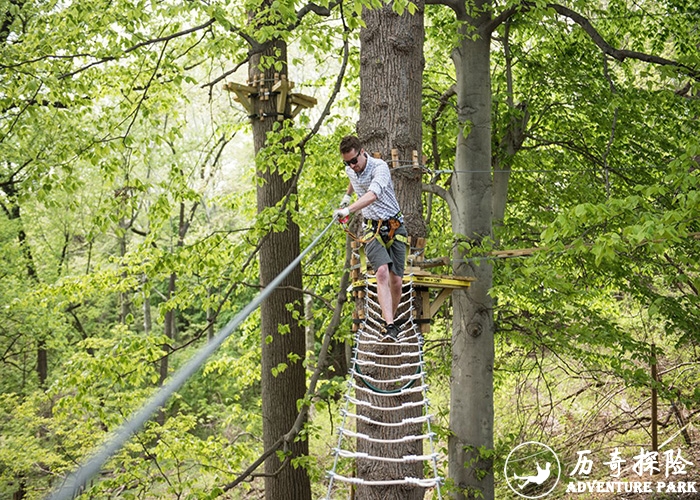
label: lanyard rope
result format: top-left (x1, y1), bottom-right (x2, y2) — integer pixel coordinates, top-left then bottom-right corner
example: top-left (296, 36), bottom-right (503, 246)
top-left (339, 216), bottom-right (383, 244)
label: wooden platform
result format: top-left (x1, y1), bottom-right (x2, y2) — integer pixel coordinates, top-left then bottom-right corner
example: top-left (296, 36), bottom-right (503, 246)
top-left (350, 238), bottom-right (474, 333)
top-left (352, 271), bottom-right (474, 290)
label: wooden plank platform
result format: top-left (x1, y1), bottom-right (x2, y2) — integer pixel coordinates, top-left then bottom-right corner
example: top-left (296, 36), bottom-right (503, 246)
top-left (352, 273), bottom-right (473, 290)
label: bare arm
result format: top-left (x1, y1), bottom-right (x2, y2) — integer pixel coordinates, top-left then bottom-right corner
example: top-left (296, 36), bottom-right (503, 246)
top-left (347, 191), bottom-right (377, 215)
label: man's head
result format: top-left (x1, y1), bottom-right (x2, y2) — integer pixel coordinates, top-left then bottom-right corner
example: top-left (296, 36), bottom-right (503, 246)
top-left (339, 135), bottom-right (367, 173)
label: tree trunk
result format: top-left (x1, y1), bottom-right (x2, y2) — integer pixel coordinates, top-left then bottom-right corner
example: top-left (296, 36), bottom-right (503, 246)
top-left (158, 201), bottom-right (186, 425)
top-left (157, 271), bottom-right (176, 426)
top-left (356, 2), bottom-right (426, 499)
top-left (448, 2), bottom-right (495, 499)
top-left (7, 195), bottom-right (46, 386)
top-left (118, 232), bottom-right (130, 323)
top-left (249, 34), bottom-right (311, 500)
top-left (359, 0), bottom-right (426, 240)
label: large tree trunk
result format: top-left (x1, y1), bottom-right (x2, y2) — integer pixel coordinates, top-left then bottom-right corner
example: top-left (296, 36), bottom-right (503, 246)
top-left (356, 2), bottom-right (426, 499)
top-left (359, 0), bottom-right (426, 240)
top-left (249, 36), bottom-right (312, 500)
top-left (448, 2), bottom-right (495, 499)
top-left (5, 190), bottom-right (46, 386)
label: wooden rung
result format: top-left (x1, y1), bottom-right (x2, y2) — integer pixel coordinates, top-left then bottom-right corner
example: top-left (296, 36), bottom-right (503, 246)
top-left (273, 76), bottom-right (291, 120)
top-left (223, 82), bottom-right (258, 114)
top-left (289, 93), bottom-right (317, 107)
top-left (271, 74), bottom-right (288, 92)
top-left (223, 82), bottom-right (257, 94)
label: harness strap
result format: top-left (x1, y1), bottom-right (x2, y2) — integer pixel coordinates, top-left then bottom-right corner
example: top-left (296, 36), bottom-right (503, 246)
top-left (341, 215), bottom-right (407, 249)
top-left (342, 218), bottom-right (382, 245)
top-left (366, 217), bottom-right (407, 248)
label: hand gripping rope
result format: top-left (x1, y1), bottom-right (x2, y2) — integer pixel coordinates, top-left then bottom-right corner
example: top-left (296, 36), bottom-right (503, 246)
top-left (324, 270), bottom-right (444, 499)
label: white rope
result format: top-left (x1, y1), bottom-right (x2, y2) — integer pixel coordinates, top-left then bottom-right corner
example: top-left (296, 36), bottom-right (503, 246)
top-left (354, 337), bottom-right (421, 348)
top-left (341, 410), bottom-right (433, 427)
top-left (356, 330), bottom-right (421, 343)
top-left (352, 347), bottom-right (420, 359)
top-left (350, 368), bottom-right (423, 385)
top-left (356, 329), bottom-right (384, 341)
top-left (326, 272), bottom-right (443, 500)
top-left (327, 472), bottom-right (441, 488)
top-left (351, 382), bottom-right (428, 397)
top-left (356, 328), bottom-right (420, 341)
top-left (337, 428), bottom-right (436, 444)
top-left (363, 288), bottom-right (413, 303)
top-left (353, 358), bottom-right (423, 370)
top-left (344, 395), bottom-right (427, 411)
top-left (333, 449), bottom-right (439, 463)
top-left (356, 323), bottom-right (423, 345)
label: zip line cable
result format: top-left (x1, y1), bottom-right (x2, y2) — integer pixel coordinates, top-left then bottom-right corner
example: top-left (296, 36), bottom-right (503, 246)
top-left (387, 160), bottom-right (674, 175)
top-left (47, 218), bottom-right (337, 500)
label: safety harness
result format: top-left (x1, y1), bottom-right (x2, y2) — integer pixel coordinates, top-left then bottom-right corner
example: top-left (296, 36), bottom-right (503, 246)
top-left (365, 217), bottom-right (407, 248)
top-left (341, 213), bottom-right (407, 248)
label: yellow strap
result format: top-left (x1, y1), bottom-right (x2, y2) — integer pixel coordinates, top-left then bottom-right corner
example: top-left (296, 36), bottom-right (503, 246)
top-left (374, 232), bottom-right (407, 249)
top-left (359, 244), bottom-right (368, 274)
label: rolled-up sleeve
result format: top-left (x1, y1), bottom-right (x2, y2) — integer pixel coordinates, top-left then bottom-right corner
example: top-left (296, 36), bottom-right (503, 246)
top-left (368, 163), bottom-right (391, 197)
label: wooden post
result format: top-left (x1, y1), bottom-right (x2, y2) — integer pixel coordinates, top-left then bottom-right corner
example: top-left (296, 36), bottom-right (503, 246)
top-left (421, 289), bottom-right (431, 333)
top-left (391, 148), bottom-right (399, 169)
top-left (272, 74), bottom-right (290, 120)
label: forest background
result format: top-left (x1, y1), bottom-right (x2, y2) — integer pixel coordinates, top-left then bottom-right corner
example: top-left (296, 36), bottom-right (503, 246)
top-left (1, 0), bottom-right (699, 499)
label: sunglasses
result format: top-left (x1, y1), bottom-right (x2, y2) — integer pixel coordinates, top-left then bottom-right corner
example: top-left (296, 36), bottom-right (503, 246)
top-left (344, 151), bottom-right (362, 167)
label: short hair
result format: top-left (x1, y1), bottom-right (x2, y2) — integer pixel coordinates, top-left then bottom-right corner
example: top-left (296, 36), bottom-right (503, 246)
top-left (339, 135), bottom-right (362, 154)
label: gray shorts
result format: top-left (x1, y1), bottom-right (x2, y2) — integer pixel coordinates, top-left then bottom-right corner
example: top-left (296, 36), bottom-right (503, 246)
top-left (364, 225), bottom-right (407, 277)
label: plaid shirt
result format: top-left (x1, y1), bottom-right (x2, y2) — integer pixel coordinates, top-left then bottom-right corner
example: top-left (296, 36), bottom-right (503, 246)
top-left (345, 154), bottom-right (401, 221)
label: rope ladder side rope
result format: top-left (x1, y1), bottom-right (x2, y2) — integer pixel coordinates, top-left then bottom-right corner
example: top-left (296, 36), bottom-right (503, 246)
top-left (325, 268), bottom-right (443, 499)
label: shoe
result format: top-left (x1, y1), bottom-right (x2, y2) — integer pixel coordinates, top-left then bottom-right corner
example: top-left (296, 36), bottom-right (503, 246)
top-left (384, 323), bottom-right (399, 341)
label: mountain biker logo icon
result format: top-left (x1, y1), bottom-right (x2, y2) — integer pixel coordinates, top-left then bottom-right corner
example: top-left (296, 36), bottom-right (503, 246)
top-left (504, 441), bottom-right (561, 498)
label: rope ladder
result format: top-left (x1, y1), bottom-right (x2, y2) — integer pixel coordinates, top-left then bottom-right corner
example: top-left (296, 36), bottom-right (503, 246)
top-left (324, 268), bottom-right (444, 499)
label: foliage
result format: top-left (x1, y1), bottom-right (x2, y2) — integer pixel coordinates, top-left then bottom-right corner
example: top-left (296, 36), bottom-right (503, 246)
top-left (0, 0), bottom-right (699, 498)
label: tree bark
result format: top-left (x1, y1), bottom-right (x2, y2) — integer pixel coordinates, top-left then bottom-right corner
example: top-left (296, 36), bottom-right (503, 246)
top-left (448, 2), bottom-right (495, 499)
top-left (356, 2), bottom-right (426, 499)
top-left (359, 0), bottom-right (427, 240)
top-left (249, 29), bottom-right (311, 500)
top-left (5, 187), bottom-right (46, 386)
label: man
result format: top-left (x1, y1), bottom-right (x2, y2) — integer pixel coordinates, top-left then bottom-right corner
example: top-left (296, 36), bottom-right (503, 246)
top-left (333, 135), bottom-right (407, 340)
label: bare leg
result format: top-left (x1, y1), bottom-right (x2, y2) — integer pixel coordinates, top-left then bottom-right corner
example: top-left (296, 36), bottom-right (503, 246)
top-left (375, 264), bottom-right (394, 325)
top-left (390, 272), bottom-right (402, 318)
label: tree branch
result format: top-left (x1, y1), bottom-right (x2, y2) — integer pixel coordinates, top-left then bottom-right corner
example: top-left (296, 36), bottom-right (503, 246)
top-left (426, 0), bottom-right (465, 17)
top-left (422, 182), bottom-right (457, 216)
top-left (482, 2), bottom-right (698, 80)
top-left (204, 0), bottom-right (342, 91)
top-left (58, 18), bottom-right (216, 80)
top-left (547, 3), bottom-right (698, 80)
top-left (219, 263), bottom-right (351, 494)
